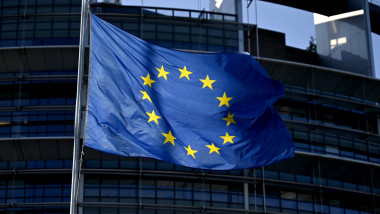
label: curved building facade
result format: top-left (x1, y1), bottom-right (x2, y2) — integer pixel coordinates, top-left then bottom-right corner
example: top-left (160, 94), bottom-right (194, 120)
top-left (0, 0), bottom-right (379, 213)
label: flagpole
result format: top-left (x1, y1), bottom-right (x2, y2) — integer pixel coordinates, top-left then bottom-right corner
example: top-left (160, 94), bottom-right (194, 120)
top-left (70, 0), bottom-right (88, 213)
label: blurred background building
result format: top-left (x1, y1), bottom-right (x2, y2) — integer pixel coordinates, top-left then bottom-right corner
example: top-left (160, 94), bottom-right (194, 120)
top-left (0, 0), bottom-right (379, 213)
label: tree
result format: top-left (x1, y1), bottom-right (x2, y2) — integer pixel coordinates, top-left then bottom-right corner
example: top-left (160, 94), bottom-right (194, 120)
top-left (306, 36), bottom-right (317, 53)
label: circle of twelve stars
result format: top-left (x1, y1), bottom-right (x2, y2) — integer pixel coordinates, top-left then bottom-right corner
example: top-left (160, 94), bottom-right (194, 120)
top-left (139, 65), bottom-right (236, 159)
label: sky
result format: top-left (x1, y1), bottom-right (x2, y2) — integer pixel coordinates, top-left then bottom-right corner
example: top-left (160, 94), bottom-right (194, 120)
top-left (120, 0), bottom-right (380, 78)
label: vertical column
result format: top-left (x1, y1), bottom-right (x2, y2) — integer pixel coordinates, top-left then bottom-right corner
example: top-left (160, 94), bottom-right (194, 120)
top-left (255, 0), bottom-right (259, 57)
top-left (235, 0), bottom-right (244, 52)
top-left (253, 168), bottom-right (257, 211)
top-left (318, 157), bottom-right (324, 214)
top-left (243, 169), bottom-right (249, 210)
top-left (140, 0), bottom-right (144, 39)
top-left (370, 167), bottom-right (376, 213)
top-left (138, 157), bottom-right (142, 214)
top-left (202, 171), bottom-right (206, 211)
top-left (363, 0), bottom-right (376, 77)
top-left (262, 167), bottom-right (266, 212)
top-left (78, 173), bottom-right (84, 214)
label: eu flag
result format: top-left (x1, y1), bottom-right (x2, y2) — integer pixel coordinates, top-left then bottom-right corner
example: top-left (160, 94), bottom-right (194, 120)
top-left (85, 14), bottom-right (294, 170)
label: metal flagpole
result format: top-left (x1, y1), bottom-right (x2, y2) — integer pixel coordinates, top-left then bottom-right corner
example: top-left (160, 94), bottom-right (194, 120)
top-left (70, 0), bottom-right (88, 213)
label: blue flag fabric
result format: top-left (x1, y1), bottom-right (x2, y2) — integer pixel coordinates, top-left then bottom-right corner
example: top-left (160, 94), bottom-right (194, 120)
top-left (85, 14), bottom-right (294, 170)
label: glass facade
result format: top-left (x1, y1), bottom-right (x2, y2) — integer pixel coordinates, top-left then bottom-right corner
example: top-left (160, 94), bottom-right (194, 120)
top-left (0, 0), bottom-right (379, 213)
top-left (91, 4), bottom-right (239, 52)
top-left (0, 71), bottom-right (76, 137)
top-left (0, 0), bottom-right (81, 47)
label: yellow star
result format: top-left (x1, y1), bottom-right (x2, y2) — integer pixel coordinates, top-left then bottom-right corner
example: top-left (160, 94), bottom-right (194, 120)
top-left (223, 112), bottom-right (236, 126)
top-left (139, 90), bottom-right (152, 103)
top-left (200, 75), bottom-right (216, 90)
top-left (184, 145), bottom-right (198, 159)
top-left (141, 73), bottom-right (155, 87)
top-left (162, 130), bottom-right (176, 146)
top-left (178, 66), bottom-right (192, 80)
top-left (216, 92), bottom-right (233, 107)
top-left (156, 65), bottom-right (169, 80)
top-left (146, 110), bottom-right (161, 124)
top-left (205, 143), bottom-right (220, 154)
top-left (220, 132), bottom-right (235, 144)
